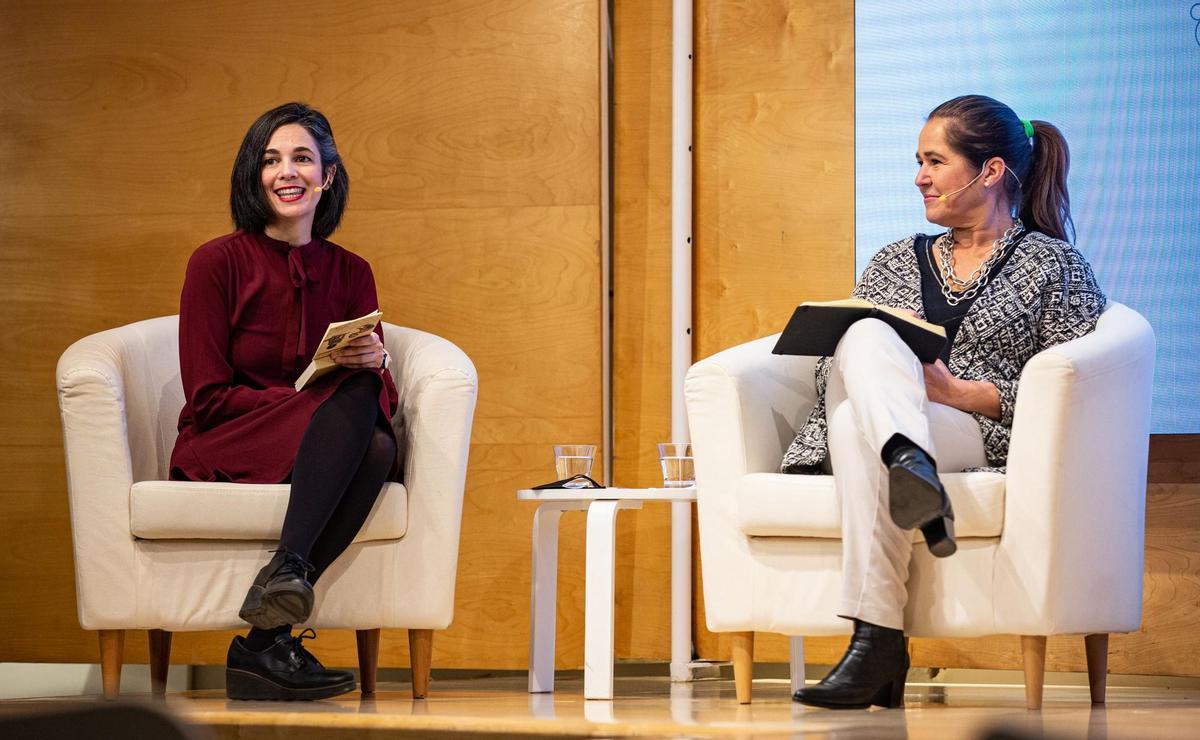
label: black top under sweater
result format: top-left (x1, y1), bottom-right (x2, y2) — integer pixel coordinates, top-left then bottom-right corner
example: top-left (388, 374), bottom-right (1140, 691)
top-left (916, 233), bottom-right (1021, 364)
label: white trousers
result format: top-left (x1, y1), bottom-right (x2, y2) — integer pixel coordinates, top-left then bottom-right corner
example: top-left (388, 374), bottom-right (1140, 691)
top-left (825, 319), bottom-right (987, 630)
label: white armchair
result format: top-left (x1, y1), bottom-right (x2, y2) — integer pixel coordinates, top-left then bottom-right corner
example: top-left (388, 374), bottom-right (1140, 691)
top-left (684, 302), bottom-right (1154, 708)
top-left (56, 316), bottom-right (477, 698)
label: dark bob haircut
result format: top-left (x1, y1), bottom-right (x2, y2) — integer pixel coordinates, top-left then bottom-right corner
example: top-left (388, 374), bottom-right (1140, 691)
top-left (229, 102), bottom-right (350, 239)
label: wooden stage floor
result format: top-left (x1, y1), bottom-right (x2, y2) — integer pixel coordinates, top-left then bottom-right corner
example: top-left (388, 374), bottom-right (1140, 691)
top-left (6, 674), bottom-right (1200, 739)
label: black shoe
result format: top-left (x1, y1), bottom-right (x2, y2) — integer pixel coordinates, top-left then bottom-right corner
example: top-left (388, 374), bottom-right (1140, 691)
top-left (886, 444), bottom-right (957, 557)
top-left (226, 628), bottom-right (356, 701)
top-left (793, 620), bottom-right (909, 709)
top-left (239, 549), bottom-right (315, 629)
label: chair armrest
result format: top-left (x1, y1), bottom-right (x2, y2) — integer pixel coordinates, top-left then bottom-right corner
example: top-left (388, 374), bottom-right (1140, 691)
top-left (381, 325), bottom-right (479, 627)
top-left (997, 303), bottom-right (1155, 633)
top-left (56, 334), bottom-right (140, 627)
top-left (684, 334), bottom-right (820, 631)
top-left (685, 334), bottom-right (819, 482)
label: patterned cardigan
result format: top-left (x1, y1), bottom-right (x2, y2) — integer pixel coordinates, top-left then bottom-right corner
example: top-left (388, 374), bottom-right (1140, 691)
top-left (781, 231), bottom-right (1107, 474)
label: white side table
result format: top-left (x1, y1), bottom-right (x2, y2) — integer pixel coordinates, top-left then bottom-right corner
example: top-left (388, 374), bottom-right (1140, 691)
top-left (518, 486), bottom-right (697, 700)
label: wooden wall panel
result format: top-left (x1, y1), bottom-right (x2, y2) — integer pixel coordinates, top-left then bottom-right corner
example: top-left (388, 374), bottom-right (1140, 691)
top-left (0, 0), bottom-right (614, 669)
top-left (611, 2), bottom-right (676, 659)
top-left (613, 2), bottom-right (673, 489)
top-left (0, 1), bottom-right (600, 219)
top-left (695, 0), bottom-right (856, 363)
top-left (692, 0), bottom-right (855, 661)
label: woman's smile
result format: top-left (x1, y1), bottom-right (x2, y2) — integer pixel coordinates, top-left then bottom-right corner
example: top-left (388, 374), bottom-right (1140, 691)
top-left (273, 185), bottom-right (306, 203)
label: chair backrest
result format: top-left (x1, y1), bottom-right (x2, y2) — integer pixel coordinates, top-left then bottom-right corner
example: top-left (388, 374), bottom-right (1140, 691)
top-left (84, 315), bottom-right (407, 483)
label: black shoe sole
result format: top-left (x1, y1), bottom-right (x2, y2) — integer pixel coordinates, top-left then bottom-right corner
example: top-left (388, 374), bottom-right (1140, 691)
top-left (888, 464), bottom-right (957, 558)
top-left (888, 464), bottom-right (946, 530)
top-left (239, 582), bottom-right (314, 629)
top-left (792, 678), bottom-right (906, 710)
top-left (225, 668), bottom-right (356, 701)
top-left (793, 692), bottom-right (873, 710)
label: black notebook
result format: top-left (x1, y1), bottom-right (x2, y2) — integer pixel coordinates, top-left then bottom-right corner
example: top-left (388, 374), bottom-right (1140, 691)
top-left (771, 299), bottom-right (947, 363)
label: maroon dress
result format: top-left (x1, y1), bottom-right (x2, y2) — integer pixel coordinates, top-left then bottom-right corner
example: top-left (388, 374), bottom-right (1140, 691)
top-left (169, 231), bottom-right (399, 483)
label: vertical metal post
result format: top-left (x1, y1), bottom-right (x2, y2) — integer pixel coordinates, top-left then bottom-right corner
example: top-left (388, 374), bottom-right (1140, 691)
top-left (669, 0), bottom-right (694, 682)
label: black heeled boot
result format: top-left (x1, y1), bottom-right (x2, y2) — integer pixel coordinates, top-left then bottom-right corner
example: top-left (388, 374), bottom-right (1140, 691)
top-left (884, 439), bottom-right (957, 558)
top-left (793, 620), bottom-right (909, 709)
top-left (226, 628), bottom-right (356, 701)
top-left (239, 549), bottom-right (316, 629)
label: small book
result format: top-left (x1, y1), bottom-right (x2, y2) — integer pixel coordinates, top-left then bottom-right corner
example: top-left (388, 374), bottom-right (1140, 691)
top-left (771, 298), bottom-right (947, 363)
top-left (294, 310), bottom-right (384, 391)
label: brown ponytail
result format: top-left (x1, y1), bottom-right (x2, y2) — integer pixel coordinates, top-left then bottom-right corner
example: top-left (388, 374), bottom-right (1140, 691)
top-left (1020, 120), bottom-right (1074, 243)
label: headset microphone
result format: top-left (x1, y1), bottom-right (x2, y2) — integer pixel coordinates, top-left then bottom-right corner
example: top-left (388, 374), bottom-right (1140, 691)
top-left (313, 176), bottom-right (333, 194)
top-left (936, 166), bottom-right (986, 202)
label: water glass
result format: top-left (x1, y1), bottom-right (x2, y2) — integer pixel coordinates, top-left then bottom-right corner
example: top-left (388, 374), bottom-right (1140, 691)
top-left (554, 444), bottom-right (595, 488)
top-left (657, 443), bottom-right (695, 488)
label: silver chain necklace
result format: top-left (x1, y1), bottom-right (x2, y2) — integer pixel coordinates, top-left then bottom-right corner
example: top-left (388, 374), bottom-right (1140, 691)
top-left (934, 219), bottom-right (1024, 306)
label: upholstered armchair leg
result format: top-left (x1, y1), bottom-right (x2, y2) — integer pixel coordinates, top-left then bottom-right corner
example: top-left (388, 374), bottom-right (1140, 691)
top-left (356, 629), bottom-right (381, 695)
top-left (1084, 633), bottom-right (1109, 704)
top-left (730, 631), bottom-right (754, 704)
top-left (1020, 635), bottom-right (1047, 710)
top-left (98, 630), bottom-right (125, 699)
top-left (147, 629), bottom-right (172, 698)
top-left (409, 629), bottom-right (433, 699)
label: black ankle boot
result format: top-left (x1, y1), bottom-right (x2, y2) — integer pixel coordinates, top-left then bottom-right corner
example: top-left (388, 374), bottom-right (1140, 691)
top-left (886, 443), bottom-right (957, 557)
top-left (239, 549), bottom-right (315, 629)
top-left (793, 620), bottom-right (909, 709)
top-left (226, 628), bottom-right (356, 701)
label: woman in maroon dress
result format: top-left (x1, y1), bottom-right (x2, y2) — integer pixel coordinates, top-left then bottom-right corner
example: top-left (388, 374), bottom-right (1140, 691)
top-left (170, 103), bottom-right (399, 701)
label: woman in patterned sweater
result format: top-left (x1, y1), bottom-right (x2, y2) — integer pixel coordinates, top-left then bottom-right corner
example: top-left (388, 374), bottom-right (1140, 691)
top-left (789, 95), bottom-right (1106, 710)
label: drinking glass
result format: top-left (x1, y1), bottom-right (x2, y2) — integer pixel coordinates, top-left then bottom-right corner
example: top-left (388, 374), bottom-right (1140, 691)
top-left (554, 444), bottom-right (595, 488)
top-left (657, 443), bottom-right (695, 488)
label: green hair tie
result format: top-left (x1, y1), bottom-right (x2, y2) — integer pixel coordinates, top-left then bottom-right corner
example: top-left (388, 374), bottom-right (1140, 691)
top-left (1021, 118), bottom-right (1034, 139)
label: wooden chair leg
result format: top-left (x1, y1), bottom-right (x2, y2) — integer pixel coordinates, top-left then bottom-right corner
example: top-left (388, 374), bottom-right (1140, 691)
top-left (408, 629), bottom-right (433, 699)
top-left (98, 630), bottom-right (125, 699)
top-left (1084, 633), bottom-right (1109, 705)
top-left (1021, 635), bottom-right (1047, 710)
top-left (356, 629), bottom-right (381, 695)
top-left (147, 629), bottom-right (172, 698)
top-left (730, 631), bottom-right (754, 705)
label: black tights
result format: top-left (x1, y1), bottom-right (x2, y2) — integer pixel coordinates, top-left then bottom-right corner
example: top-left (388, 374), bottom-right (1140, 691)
top-left (246, 372), bottom-right (395, 649)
